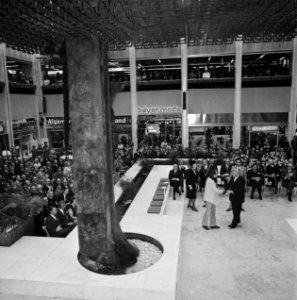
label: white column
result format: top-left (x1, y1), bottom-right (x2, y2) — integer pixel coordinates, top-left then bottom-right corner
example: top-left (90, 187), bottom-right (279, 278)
top-left (233, 39), bottom-right (243, 149)
top-left (0, 43), bottom-right (14, 147)
top-left (32, 55), bottom-right (43, 144)
top-left (288, 37), bottom-right (297, 142)
top-left (129, 46), bottom-right (138, 154)
top-left (181, 38), bottom-right (189, 148)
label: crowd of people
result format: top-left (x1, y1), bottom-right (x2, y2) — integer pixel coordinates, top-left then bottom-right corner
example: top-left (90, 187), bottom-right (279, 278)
top-left (0, 147), bottom-right (77, 237)
top-left (1, 135), bottom-right (297, 236)
top-left (43, 72), bottom-right (63, 86)
top-left (168, 145), bottom-right (297, 231)
top-left (8, 70), bottom-right (33, 85)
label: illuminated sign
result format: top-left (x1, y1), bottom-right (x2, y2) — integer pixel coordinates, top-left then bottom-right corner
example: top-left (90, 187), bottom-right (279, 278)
top-left (114, 116), bottom-right (131, 124)
top-left (146, 123), bottom-right (160, 134)
top-left (138, 106), bottom-right (182, 115)
top-left (251, 125), bottom-right (278, 132)
top-left (46, 118), bottom-right (71, 126)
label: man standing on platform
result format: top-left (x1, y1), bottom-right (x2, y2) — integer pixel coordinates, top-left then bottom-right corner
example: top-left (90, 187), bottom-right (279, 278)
top-left (224, 166), bottom-right (245, 228)
top-left (169, 162), bottom-right (182, 200)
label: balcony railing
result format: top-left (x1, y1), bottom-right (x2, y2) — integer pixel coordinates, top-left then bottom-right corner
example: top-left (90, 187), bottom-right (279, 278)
top-left (9, 82), bottom-right (36, 94)
top-left (42, 75), bottom-right (292, 94)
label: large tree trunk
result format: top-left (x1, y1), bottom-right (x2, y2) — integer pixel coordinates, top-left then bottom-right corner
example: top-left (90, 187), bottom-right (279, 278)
top-left (66, 36), bottom-right (138, 274)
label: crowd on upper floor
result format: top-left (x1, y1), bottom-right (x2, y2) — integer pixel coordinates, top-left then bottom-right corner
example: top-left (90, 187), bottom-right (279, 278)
top-left (7, 70), bottom-right (33, 85)
top-left (109, 63), bottom-right (290, 84)
top-left (43, 72), bottom-right (63, 86)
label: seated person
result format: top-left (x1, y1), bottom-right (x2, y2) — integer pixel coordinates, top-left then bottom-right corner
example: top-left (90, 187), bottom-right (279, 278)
top-left (168, 162), bottom-right (182, 200)
top-left (45, 206), bottom-right (75, 238)
top-left (56, 201), bottom-right (76, 227)
top-left (64, 198), bottom-right (77, 223)
top-left (264, 159), bottom-right (277, 192)
top-left (34, 205), bottom-right (49, 237)
top-left (247, 164), bottom-right (264, 199)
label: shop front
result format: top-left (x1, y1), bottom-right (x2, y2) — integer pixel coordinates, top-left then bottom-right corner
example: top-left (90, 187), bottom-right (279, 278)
top-left (188, 113), bottom-right (233, 149)
top-left (12, 118), bottom-right (38, 158)
top-left (113, 116), bottom-right (132, 146)
top-left (242, 113), bottom-right (288, 148)
top-left (137, 105), bottom-right (182, 147)
top-left (46, 117), bottom-right (67, 149)
top-left (0, 121), bottom-right (9, 153)
top-left (188, 112), bottom-right (288, 149)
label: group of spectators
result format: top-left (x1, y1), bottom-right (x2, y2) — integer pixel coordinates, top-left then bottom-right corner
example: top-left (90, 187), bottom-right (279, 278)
top-left (0, 147), bottom-right (76, 237)
top-left (8, 70), bottom-right (33, 85)
top-left (108, 62), bottom-right (290, 84)
top-left (1, 135), bottom-right (297, 237)
top-left (43, 72), bottom-right (63, 86)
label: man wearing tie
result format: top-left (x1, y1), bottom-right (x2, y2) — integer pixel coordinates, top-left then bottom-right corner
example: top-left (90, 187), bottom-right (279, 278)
top-left (225, 166), bottom-right (245, 228)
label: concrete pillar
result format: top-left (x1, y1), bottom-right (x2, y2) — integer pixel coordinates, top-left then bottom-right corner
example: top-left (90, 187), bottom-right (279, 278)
top-left (288, 37), bottom-right (297, 142)
top-left (32, 55), bottom-right (43, 143)
top-left (129, 46), bottom-right (138, 154)
top-left (181, 38), bottom-right (189, 148)
top-left (0, 43), bottom-right (14, 147)
top-left (233, 39), bottom-right (243, 149)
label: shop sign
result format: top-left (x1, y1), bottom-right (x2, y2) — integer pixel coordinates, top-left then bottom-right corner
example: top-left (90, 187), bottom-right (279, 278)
top-left (138, 105), bottom-right (182, 115)
top-left (46, 117), bottom-right (71, 127)
top-left (251, 125), bottom-right (278, 132)
top-left (114, 116), bottom-right (131, 125)
top-left (12, 118), bottom-right (36, 131)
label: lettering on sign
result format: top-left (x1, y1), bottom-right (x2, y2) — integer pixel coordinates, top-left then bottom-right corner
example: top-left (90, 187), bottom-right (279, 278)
top-left (47, 118), bottom-right (64, 126)
top-left (114, 116), bottom-right (131, 125)
top-left (46, 118), bottom-right (71, 126)
top-left (138, 106), bottom-right (182, 115)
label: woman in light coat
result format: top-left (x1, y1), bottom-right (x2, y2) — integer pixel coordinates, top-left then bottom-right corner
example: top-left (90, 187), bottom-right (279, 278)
top-left (202, 169), bottom-right (224, 230)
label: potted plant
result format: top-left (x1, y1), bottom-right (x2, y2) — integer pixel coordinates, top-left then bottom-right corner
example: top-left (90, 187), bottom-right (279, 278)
top-left (0, 193), bottom-right (35, 246)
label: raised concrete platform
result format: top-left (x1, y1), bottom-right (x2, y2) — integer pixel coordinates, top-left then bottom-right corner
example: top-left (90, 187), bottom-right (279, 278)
top-left (0, 165), bottom-right (183, 300)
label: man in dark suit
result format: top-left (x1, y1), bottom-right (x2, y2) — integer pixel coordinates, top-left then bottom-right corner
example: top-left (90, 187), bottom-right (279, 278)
top-left (185, 160), bottom-right (199, 211)
top-left (247, 164), bottom-right (264, 199)
top-left (225, 166), bottom-right (245, 228)
top-left (45, 206), bottom-right (75, 237)
top-left (168, 163), bottom-right (182, 200)
top-left (56, 201), bottom-right (76, 228)
top-left (42, 178), bottom-right (53, 194)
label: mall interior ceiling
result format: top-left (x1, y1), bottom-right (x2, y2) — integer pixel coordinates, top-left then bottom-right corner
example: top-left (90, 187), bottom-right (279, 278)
top-left (1, 0), bottom-right (297, 54)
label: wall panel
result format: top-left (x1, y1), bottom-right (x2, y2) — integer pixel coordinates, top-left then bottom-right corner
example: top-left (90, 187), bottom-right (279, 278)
top-left (10, 94), bottom-right (36, 120)
top-left (0, 94), bottom-right (6, 120)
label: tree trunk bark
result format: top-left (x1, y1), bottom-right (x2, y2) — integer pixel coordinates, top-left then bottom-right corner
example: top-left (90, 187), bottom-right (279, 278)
top-left (66, 36), bottom-right (138, 274)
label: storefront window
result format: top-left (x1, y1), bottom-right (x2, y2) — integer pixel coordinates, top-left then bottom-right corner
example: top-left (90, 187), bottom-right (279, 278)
top-left (138, 114), bottom-right (182, 147)
top-left (50, 131), bottom-right (64, 148)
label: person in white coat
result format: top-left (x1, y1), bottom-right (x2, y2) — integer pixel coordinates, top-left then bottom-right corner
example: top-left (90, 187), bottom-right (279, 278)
top-left (202, 169), bottom-right (224, 230)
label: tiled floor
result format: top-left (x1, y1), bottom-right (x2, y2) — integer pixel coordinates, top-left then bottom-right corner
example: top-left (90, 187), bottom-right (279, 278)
top-left (176, 190), bottom-right (297, 300)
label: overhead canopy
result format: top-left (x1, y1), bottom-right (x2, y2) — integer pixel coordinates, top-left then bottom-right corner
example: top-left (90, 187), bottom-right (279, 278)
top-left (1, 0), bottom-right (297, 54)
